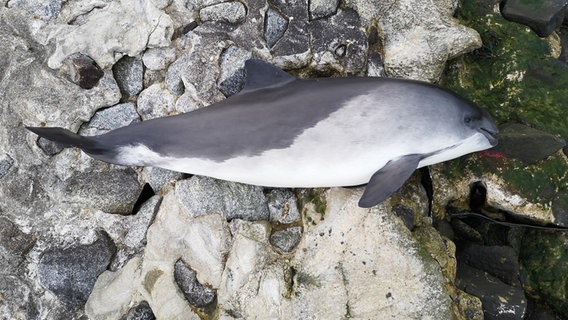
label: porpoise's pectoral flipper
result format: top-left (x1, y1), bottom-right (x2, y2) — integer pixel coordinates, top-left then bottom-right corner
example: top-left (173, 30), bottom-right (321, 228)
top-left (26, 127), bottom-right (107, 156)
top-left (358, 155), bottom-right (422, 208)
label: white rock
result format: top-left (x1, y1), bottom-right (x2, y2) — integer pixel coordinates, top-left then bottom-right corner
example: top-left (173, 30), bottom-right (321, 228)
top-left (345, 0), bottom-right (481, 81)
top-left (142, 47), bottom-right (177, 70)
top-left (137, 83), bottom-right (176, 120)
top-left (86, 190), bottom-right (232, 319)
top-left (47, 0), bottom-right (173, 69)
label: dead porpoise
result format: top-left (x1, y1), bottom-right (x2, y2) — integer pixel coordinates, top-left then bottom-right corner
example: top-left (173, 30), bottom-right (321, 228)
top-left (27, 59), bottom-right (499, 207)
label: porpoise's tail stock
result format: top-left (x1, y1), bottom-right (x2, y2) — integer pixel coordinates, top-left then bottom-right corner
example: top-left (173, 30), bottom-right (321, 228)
top-left (26, 127), bottom-right (108, 156)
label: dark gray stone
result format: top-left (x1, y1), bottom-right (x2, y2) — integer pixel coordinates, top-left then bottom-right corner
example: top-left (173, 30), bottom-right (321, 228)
top-left (457, 243), bottom-right (520, 286)
top-left (113, 56), bottom-right (144, 98)
top-left (0, 274), bottom-right (38, 319)
top-left (264, 7), bottom-right (289, 47)
top-left (309, 9), bottom-right (368, 74)
top-left (501, 0), bottom-right (568, 37)
top-left (392, 205), bottom-right (415, 230)
top-left (121, 301), bottom-right (156, 320)
top-left (266, 189), bottom-right (301, 224)
top-left (0, 217), bottom-right (36, 269)
top-left (80, 103), bottom-right (141, 136)
top-left (456, 263), bottom-right (527, 320)
top-left (0, 154), bottom-right (14, 179)
top-left (36, 136), bottom-right (64, 156)
top-left (175, 176), bottom-right (269, 221)
top-left (269, 226), bottom-right (302, 252)
top-left (67, 54), bottom-right (105, 89)
top-left (173, 259), bottom-right (216, 308)
top-left (61, 168), bottom-right (143, 214)
top-left (143, 167), bottom-right (185, 193)
top-left (218, 67), bottom-right (246, 97)
top-left (492, 123), bottom-right (566, 165)
top-left (38, 232), bottom-right (116, 309)
top-left (268, 0), bottom-right (310, 61)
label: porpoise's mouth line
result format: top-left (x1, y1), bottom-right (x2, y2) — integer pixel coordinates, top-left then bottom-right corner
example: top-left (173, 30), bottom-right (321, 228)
top-left (479, 127), bottom-right (499, 146)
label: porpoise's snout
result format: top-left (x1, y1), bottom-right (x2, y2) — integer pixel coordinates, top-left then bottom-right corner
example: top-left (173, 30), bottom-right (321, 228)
top-left (479, 112), bottom-right (499, 146)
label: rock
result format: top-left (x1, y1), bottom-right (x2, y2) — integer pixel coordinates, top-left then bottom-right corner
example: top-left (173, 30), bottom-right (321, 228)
top-left (268, 0), bottom-right (311, 67)
top-left (57, 166), bottom-right (143, 215)
top-left (217, 188), bottom-right (453, 318)
top-left (269, 226), bottom-right (302, 252)
top-left (108, 195), bottom-right (162, 270)
top-left (266, 189), bottom-right (301, 224)
top-left (137, 83), bottom-right (176, 120)
top-left (38, 232), bottom-right (116, 309)
top-left (520, 229), bottom-right (568, 318)
top-left (85, 191), bottom-right (232, 319)
top-left (175, 176), bottom-right (269, 221)
top-left (346, 0), bottom-right (481, 80)
top-left (492, 123), bottom-right (566, 165)
top-left (48, 0), bottom-right (173, 69)
top-left (79, 102), bottom-right (140, 136)
top-left (0, 274), bottom-right (38, 319)
top-left (141, 167), bottom-right (185, 193)
top-left (0, 217), bottom-right (36, 270)
top-left (309, 0), bottom-right (339, 20)
top-left (142, 47), bottom-right (177, 71)
top-left (264, 7), bottom-right (288, 48)
top-left (0, 153), bottom-right (14, 179)
top-left (6, 0), bottom-right (63, 21)
top-left (217, 45), bottom-right (252, 97)
top-left (121, 301), bottom-right (155, 320)
top-left (392, 205), bottom-right (415, 230)
top-left (67, 54), bottom-right (105, 89)
top-left (174, 259), bottom-right (216, 308)
top-left (165, 31), bottom-right (228, 106)
top-left (113, 55), bottom-right (144, 99)
top-left (457, 243), bottom-right (520, 286)
top-left (501, 0), bottom-right (568, 37)
top-left (456, 263), bottom-right (527, 320)
top-left (309, 9), bottom-right (368, 75)
top-left (199, 2), bottom-right (247, 24)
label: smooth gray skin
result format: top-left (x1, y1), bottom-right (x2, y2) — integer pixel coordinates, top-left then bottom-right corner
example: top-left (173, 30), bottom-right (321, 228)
top-left (27, 59), bottom-right (499, 207)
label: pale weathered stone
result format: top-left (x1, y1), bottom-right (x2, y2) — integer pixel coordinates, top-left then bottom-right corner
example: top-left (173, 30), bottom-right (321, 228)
top-left (48, 0), bottom-right (173, 69)
top-left (137, 83), bottom-right (177, 120)
top-left (345, 0), bottom-right (481, 81)
top-left (86, 191), bottom-right (232, 319)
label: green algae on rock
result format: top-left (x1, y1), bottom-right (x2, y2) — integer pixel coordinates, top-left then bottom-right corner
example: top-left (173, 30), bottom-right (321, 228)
top-left (520, 229), bottom-right (568, 318)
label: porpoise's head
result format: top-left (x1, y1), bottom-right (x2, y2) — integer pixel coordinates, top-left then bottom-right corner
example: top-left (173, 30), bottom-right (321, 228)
top-left (458, 100), bottom-right (499, 147)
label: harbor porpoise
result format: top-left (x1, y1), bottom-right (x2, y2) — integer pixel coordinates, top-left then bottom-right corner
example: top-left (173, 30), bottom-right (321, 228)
top-left (27, 59), bottom-right (499, 207)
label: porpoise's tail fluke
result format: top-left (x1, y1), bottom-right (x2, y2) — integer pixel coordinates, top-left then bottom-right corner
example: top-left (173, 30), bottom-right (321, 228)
top-left (26, 127), bottom-right (107, 155)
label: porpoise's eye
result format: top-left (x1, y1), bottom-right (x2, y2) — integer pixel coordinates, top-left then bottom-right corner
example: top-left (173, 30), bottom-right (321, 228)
top-left (464, 116), bottom-right (472, 124)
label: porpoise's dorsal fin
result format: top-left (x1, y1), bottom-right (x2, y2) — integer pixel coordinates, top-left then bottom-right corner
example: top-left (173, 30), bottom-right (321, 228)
top-left (241, 59), bottom-right (296, 93)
